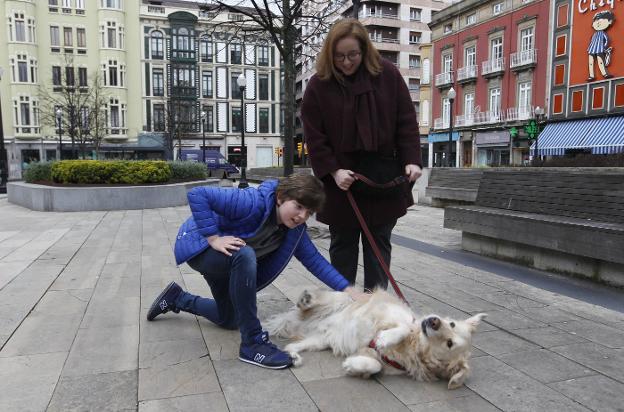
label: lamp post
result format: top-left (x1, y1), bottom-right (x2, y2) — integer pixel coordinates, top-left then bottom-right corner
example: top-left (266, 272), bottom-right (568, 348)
top-left (56, 108), bottom-right (63, 161)
top-left (237, 73), bottom-right (249, 189)
top-left (0, 67), bottom-right (8, 194)
top-left (200, 110), bottom-right (207, 166)
top-left (534, 106), bottom-right (544, 166)
top-left (446, 87), bottom-right (456, 167)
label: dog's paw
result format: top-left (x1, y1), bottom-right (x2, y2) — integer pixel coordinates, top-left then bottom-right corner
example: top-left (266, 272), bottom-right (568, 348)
top-left (297, 290), bottom-right (314, 311)
top-left (375, 331), bottom-right (391, 349)
top-left (342, 356), bottom-right (381, 377)
top-left (289, 352), bottom-right (303, 367)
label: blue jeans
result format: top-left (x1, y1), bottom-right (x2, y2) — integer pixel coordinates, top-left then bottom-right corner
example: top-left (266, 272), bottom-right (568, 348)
top-left (175, 246), bottom-right (262, 345)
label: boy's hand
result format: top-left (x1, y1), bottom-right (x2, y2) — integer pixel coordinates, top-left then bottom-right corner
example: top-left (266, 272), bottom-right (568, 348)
top-left (344, 286), bottom-right (370, 301)
top-left (208, 235), bottom-right (246, 256)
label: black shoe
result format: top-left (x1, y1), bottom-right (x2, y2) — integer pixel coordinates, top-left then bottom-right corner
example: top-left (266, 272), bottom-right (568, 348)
top-left (604, 74), bottom-right (613, 79)
top-left (147, 281), bottom-right (182, 321)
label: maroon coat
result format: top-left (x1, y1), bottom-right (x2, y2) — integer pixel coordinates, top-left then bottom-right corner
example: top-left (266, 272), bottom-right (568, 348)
top-left (302, 59), bottom-right (422, 228)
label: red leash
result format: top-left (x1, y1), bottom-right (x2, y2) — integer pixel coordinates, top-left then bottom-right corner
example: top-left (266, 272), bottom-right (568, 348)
top-left (346, 173), bottom-right (409, 305)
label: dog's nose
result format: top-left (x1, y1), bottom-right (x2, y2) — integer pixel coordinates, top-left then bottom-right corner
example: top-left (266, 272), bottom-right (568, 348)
top-left (427, 317), bottom-right (441, 331)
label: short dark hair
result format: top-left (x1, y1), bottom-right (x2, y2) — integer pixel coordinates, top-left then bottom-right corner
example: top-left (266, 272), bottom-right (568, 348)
top-left (275, 174), bottom-right (325, 213)
top-left (594, 10), bottom-right (614, 22)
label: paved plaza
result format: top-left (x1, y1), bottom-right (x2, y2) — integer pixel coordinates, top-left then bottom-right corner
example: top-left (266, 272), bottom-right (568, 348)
top-left (1, 192), bottom-right (624, 411)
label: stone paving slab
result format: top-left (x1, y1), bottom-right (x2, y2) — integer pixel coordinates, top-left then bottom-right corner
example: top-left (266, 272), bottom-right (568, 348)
top-left (1, 197), bottom-right (624, 411)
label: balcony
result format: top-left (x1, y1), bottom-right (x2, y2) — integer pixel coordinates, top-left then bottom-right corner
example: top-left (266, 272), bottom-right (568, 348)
top-left (455, 114), bottom-right (474, 127)
top-left (369, 35), bottom-right (399, 44)
top-left (434, 71), bottom-right (454, 88)
top-left (473, 110), bottom-right (503, 124)
top-left (482, 57), bottom-right (505, 78)
top-left (506, 106), bottom-right (534, 122)
top-left (456, 65), bottom-right (478, 83)
top-left (433, 117), bottom-right (449, 129)
top-left (359, 11), bottom-right (399, 20)
top-left (510, 49), bottom-right (537, 71)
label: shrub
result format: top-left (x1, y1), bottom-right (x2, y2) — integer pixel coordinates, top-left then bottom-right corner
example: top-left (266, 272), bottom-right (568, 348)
top-left (23, 161), bottom-right (53, 183)
top-left (168, 161), bottom-right (208, 181)
top-left (541, 153), bottom-right (624, 167)
top-left (51, 160), bottom-right (172, 184)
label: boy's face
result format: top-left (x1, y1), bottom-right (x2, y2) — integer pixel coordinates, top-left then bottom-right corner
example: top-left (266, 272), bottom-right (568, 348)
top-left (593, 18), bottom-right (611, 31)
top-left (277, 198), bottom-right (313, 228)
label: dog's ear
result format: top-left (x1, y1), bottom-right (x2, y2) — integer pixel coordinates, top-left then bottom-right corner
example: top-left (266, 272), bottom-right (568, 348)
top-left (465, 313), bottom-right (487, 331)
top-left (448, 362), bottom-right (469, 390)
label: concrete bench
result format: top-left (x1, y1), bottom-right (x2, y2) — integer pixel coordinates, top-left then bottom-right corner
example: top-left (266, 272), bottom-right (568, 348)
top-left (444, 168), bottom-right (624, 286)
top-left (425, 168), bottom-right (484, 206)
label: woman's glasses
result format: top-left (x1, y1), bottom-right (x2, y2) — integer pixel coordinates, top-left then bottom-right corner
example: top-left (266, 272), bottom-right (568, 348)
top-left (334, 50), bottom-right (361, 63)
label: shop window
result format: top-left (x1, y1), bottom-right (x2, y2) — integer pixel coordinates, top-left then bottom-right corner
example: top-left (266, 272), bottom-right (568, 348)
top-left (557, 4), bottom-right (569, 28)
top-left (615, 84), bottom-right (624, 107)
top-left (555, 35), bottom-right (566, 56)
top-left (554, 64), bottom-right (565, 86)
top-left (592, 87), bottom-right (605, 110)
top-left (553, 93), bottom-right (564, 114)
top-left (571, 90), bottom-right (584, 112)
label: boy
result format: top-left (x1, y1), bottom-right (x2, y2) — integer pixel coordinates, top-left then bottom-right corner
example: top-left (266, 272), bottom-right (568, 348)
top-left (147, 174), bottom-right (361, 369)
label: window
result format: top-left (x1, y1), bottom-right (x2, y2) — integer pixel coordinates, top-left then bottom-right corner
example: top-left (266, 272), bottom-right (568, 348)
top-left (442, 98), bottom-right (450, 125)
top-left (15, 13), bottom-right (26, 42)
top-left (151, 31), bottom-right (164, 59)
top-left (65, 66), bottom-right (75, 86)
top-left (79, 107), bottom-right (89, 129)
top-left (49, 0), bottom-right (59, 12)
top-left (231, 107), bottom-right (242, 132)
top-left (259, 108), bottom-right (269, 133)
top-left (231, 73), bottom-right (242, 99)
top-left (14, 96), bottom-right (39, 134)
top-left (493, 2), bottom-right (504, 15)
top-left (489, 88), bottom-right (501, 116)
top-left (443, 54), bottom-right (453, 73)
top-left (172, 27), bottom-right (195, 59)
top-left (27, 18), bottom-right (36, 43)
top-left (202, 71), bottom-right (213, 98)
top-left (76, 0), bottom-right (85, 14)
top-left (101, 0), bottom-right (121, 9)
top-left (206, 106), bottom-right (214, 132)
top-left (231, 41), bottom-right (242, 64)
top-left (77, 28), bottom-right (86, 48)
top-left (464, 92), bottom-right (474, 117)
top-left (200, 35), bottom-right (212, 62)
top-left (107, 98), bottom-right (126, 134)
top-left (410, 8), bottom-right (421, 21)
top-left (78, 67), bottom-right (87, 87)
top-left (62, 0), bottom-right (71, 11)
top-left (108, 60), bottom-right (118, 86)
top-left (107, 22), bottom-right (116, 48)
top-left (50, 26), bottom-right (60, 47)
top-left (18, 60), bottom-right (28, 82)
top-left (518, 81), bottom-right (532, 109)
top-left (52, 66), bottom-right (62, 85)
top-left (152, 68), bottom-right (164, 96)
top-left (465, 46), bottom-right (476, 67)
top-left (258, 43), bottom-right (269, 66)
top-left (443, 24), bottom-right (452, 34)
top-left (465, 13), bottom-right (476, 25)
top-left (491, 37), bottom-right (503, 60)
top-left (259, 74), bottom-right (269, 100)
top-left (520, 27), bottom-right (534, 52)
top-left (408, 79), bottom-right (420, 92)
top-left (172, 65), bottom-right (194, 88)
top-left (153, 104), bottom-right (165, 131)
top-left (409, 32), bottom-right (421, 45)
top-left (409, 55), bottom-right (421, 69)
top-left (64, 27), bottom-right (73, 47)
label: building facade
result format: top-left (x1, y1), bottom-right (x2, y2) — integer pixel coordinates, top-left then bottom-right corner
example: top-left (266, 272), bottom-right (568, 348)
top-left (429, 0), bottom-right (550, 167)
top-left (0, 0), bottom-right (283, 179)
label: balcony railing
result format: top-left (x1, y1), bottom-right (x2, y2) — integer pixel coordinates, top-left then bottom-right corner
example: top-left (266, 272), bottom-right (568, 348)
top-left (434, 117), bottom-right (449, 129)
top-left (510, 49), bottom-right (537, 69)
top-left (369, 35), bottom-right (399, 44)
top-left (455, 114), bottom-right (474, 127)
top-left (457, 65), bottom-right (478, 82)
top-left (434, 71), bottom-right (454, 87)
top-left (506, 106), bottom-right (534, 121)
top-left (359, 11), bottom-right (399, 19)
top-left (482, 57), bottom-right (505, 76)
top-left (473, 110), bottom-right (503, 124)
top-left (148, 5), bottom-right (165, 14)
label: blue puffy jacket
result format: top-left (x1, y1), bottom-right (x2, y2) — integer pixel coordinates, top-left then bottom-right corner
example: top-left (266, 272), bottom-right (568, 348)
top-left (174, 180), bottom-right (349, 292)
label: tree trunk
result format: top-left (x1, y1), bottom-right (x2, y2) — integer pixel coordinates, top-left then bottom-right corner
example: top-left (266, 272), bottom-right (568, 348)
top-left (282, 15), bottom-right (297, 176)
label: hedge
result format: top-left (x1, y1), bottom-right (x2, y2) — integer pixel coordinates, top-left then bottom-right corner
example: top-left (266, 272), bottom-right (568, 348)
top-left (23, 161), bottom-right (54, 183)
top-left (50, 160), bottom-right (172, 184)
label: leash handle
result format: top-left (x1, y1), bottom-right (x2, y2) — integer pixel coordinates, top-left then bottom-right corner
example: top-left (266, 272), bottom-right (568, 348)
top-left (346, 190), bottom-right (408, 305)
top-left (352, 173), bottom-right (409, 189)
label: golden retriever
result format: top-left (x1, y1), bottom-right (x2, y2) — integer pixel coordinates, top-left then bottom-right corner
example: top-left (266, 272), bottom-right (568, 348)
top-left (267, 289), bottom-right (486, 389)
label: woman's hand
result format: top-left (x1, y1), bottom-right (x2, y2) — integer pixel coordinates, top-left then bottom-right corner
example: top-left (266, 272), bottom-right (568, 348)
top-left (207, 235), bottom-right (246, 256)
top-left (405, 164), bottom-right (422, 182)
top-left (331, 169), bottom-right (356, 191)
top-left (344, 286), bottom-right (370, 301)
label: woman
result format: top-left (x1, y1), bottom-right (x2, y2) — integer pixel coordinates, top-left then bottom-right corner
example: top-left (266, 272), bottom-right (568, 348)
top-left (301, 18), bottom-right (422, 291)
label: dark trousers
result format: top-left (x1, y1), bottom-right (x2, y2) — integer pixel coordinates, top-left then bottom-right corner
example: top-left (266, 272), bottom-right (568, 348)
top-left (329, 220), bottom-right (396, 291)
top-left (174, 246), bottom-right (262, 345)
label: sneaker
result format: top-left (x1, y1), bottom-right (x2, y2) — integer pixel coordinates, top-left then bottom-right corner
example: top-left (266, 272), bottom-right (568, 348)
top-left (239, 332), bottom-right (293, 369)
top-left (146, 281), bottom-right (182, 321)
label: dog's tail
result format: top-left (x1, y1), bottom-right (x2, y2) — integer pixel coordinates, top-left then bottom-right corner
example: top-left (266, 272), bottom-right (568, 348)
top-left (265, 309), bottom-right (301, 339)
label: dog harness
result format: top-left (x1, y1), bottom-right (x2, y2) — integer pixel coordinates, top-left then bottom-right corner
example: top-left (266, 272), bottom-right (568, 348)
top-left (368, 339), bottom-right (406, 371)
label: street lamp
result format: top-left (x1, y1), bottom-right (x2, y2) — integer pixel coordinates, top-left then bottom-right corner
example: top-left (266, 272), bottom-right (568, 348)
top-left (201, 110), bottom-right (207, 166)
top-left (534, 106), bottom-right (544, 166)
top-left (237, 73), bottom-right (249, 189)
top-left (0, 67), bottom-right (8, 194)
top-left (56, 108), bottom-right (63, 161)
top-left (446, 87), bottom-right (456, 167)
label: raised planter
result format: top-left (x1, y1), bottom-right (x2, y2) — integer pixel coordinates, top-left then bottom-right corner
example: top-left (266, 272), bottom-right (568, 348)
top-left (7, 179), bottom-right (220, 212)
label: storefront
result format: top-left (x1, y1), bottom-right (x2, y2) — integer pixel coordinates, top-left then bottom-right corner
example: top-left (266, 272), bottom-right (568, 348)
top-left (428, 131), bottom-right (460, 167)
top-left (475, 130), bottom-right (511, 166)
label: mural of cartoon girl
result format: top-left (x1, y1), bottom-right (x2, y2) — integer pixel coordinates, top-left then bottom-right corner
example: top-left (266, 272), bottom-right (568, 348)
top-left (587, 10), bottom-right (615, 81)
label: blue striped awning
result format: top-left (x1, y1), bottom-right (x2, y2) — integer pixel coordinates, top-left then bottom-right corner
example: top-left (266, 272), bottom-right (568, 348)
top-left (530, 117), bottom-right (624, 156)
top-left (578, 116), bottom-right (624, 154)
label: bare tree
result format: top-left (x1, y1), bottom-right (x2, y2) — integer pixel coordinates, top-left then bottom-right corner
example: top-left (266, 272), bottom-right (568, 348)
top-left (201, 0), bottom-right (345, 176)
